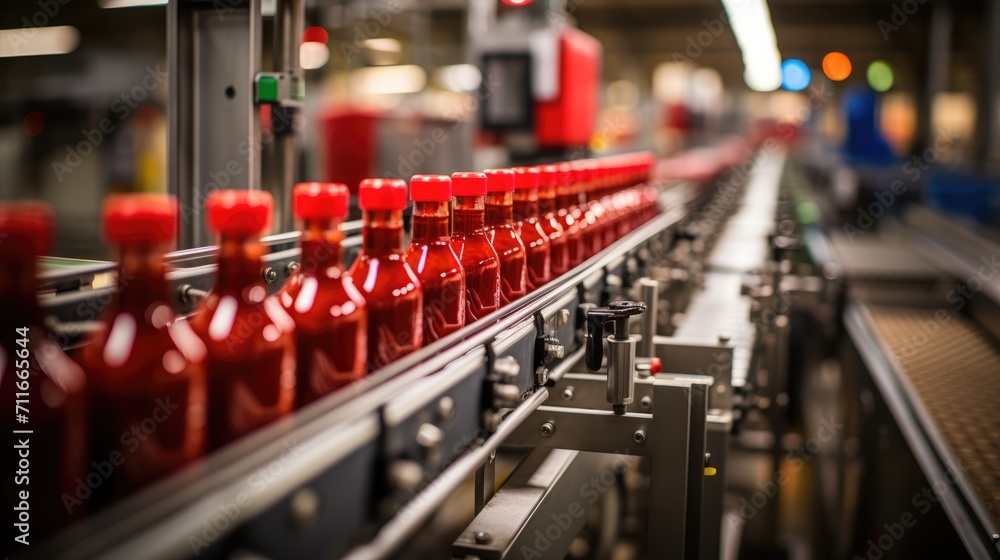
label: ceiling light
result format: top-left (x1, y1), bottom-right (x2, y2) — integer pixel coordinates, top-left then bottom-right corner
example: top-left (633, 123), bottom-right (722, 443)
top-left (0, 26), bottom-right (79, 58)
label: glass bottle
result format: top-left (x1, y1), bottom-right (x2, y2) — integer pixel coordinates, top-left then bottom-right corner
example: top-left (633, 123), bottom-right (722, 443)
top-left (191, 190), bottom-right (296, 450)
top-left (484, 168), bottom-right (527, 305)
top-left (538, 164), bottom-right (569, 277)
top-left (348, 178), bottom-right (423, 369)
top-left (450, 172), bottom-right (501, 321)
top-left (405, 175), bottom-right (465, 343)
top-left (282, 182), bottom-right (367, 406)
top-left (513, 167), bottom-right (551, 291)
top-left (0, 204), bottom-right (87, 545)
top-left (80, 194), bottom-right (207, 503)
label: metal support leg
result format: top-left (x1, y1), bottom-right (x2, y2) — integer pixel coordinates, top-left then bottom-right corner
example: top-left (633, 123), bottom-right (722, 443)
top-left (648, 379), bottom-right (693, 558)
top-left (475, 449), bottom-right (496, 515)
top-left (638, 278), bottom-right (659, 357)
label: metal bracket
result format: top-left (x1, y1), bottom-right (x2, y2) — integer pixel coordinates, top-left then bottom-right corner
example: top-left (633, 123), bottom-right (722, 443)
top-left (503, 376), bottom-right (711, 559)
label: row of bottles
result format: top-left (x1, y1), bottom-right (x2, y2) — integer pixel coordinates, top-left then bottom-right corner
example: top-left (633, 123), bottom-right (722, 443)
top-left (0, 153), bottom-right (657, 548)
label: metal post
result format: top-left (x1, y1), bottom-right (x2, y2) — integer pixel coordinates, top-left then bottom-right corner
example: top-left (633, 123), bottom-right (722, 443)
top-left (268, 0), bottom-right (304, 234)
top-left (648, 380), bottom-right (693, 558)
top-left (474, 449), bottom-right (496, 514)
top-left (169, 0), bottom-right (263, 249)
top-left (979, 0), bottom-right (1000, 168)
top-left (638, 278), bottom-right (659, 358)
top-left (920, 0), bottom-right (952, 155)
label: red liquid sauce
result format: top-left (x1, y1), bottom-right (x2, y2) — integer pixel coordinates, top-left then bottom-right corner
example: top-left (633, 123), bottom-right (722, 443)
top-left (556, 193), bottom-right (585, 268)
top-left (451, 200), bottom-right (501, 321)
top-left (80, 244), bottom-right (207, 503)
top-left (191, 237), bottom-right (296, 450)
top-left (349, 210), bottom-right (423, 370)
top-left (513, 194), bottom-right (551, 292)
top-left (485, 193), bottom-right (527, 305)
top-left (406, 202), bottom-right (465, 343)
top-left (283, 220), bottom-right (367, 406)
top-left (601, 195), bottom-right (620, 248)
top-left (537, 187), bottom-right (568, 277)
top-left (1, 251), bottom-right (87, 546)
top-left (588, 199), bottom-right (609, 253)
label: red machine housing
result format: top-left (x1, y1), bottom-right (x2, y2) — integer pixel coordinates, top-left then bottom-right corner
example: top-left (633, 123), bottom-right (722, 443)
top-left (535, 28), bottom-right (601, 148)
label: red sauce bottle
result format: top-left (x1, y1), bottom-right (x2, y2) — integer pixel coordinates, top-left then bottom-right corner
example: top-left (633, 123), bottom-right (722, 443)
top-left (573, 161), bottom-right (599, 259)
top-left (484, 168), bottom-right (527, 305)
top-left (584, 161), bottom-right (609, 254)
top-left (281, 183), bottom-right (367, 406)
top-left (0, 204), bottom-right (87, 547)
top-left (513, 167), bottom-right (551, 292)
top-left (191, 190), bottom-right (296, 450)
top-left (450, 172), bottom-right (501, 321)
top-left (537, 165), bottom-right (569, 277)
top-left (405, 175), bottom-right (465, 343)
top-left (349, 179), bottom-right (423, 369)
top-left (79, 195), bottom-right (207, 503)
top-left (555, 163), bottom-right (585, 268)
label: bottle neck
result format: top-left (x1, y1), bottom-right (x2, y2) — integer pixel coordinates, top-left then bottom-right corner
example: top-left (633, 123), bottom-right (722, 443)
top-left (453, 195), bottom-right (485, 235)
top-left (216, 234), bottom-right (266, 294)
top-left (0, 250), bottom-right (41, 328)
top-left (556, 187), bottom-right (578, 210)
top-left (485, 192), bottom-right (513, 227)
top-left (513, 189), bottom-right (539, 222)
top-left (538, 184), bottom-right (557, 215)
top-left (411, 201), bottom-right (451, 243)
top-left (116, 243), bottom-right (170, 318)
top-left (300, 217), bottom-right (344, 274)
top-left (362, 209), bottom-right (404, 256)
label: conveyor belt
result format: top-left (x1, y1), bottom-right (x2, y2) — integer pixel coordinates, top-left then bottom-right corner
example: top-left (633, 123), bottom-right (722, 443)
top-left (866, 305), bottom-right (1000, 526)
top-left (673, 272), bottom-right (753, 388)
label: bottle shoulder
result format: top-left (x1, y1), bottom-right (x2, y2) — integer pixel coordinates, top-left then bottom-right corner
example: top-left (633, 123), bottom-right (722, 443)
top-left (349, 253), bottom-right (422, 298)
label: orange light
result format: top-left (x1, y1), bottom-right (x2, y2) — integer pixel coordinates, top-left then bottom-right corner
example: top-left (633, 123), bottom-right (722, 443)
top-left (822, 52), bottom-right (852, 81)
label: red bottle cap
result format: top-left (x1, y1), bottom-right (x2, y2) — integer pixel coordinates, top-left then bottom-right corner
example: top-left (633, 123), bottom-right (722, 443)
top-left (484, 169), bottom-right (515, 193)
top-left (104, 194), bottom-right (177, 245)
top-left (451, 172), bottom-right (487, 196)
top-left (0, 202), bottom-right (53, 255)
top-left (556, 163), bottom-right (573, 186)
top-left (539, 164), bottom-right (559, 187)
top-left (409, 175), bottom-right (452, 202)
top-left (206, 189), bottom-right (273, 235)
top-left (514, 166), bottom-right (540, 190)
top-left (359, 178), bottom-right (408, 210)
top-left (294, 182), bottom-right (349, 219)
